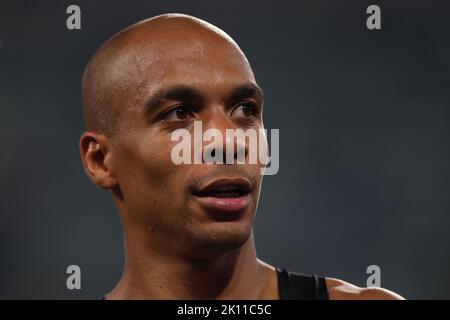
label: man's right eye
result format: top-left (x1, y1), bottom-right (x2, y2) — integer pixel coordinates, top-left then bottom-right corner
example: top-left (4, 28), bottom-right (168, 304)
top-left (162, 105), bottom-right (194, 122)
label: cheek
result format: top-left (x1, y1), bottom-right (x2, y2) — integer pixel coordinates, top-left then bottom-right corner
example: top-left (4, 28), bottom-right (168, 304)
top-left (116, 132), bottom-right (186, 205)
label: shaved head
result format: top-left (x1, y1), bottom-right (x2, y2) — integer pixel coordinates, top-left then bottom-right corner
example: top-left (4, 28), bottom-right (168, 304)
top-left (81, 13), bottom-right (254, 136)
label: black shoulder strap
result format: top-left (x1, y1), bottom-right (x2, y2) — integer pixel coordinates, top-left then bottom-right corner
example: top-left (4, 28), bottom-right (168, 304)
top-left (277, 267), bottom-right (329, 300)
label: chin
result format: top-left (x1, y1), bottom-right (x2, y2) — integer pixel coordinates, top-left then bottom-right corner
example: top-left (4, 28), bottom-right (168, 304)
top-left (186, 220), bottom-right (253, 257)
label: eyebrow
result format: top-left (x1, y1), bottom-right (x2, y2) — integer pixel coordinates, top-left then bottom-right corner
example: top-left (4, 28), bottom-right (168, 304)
top-left (145, 85), bottom-right (203, 113)
top-left (228, 83), bottom-right (264, 104)
top-left (144, 83), bottom-right (264, 114)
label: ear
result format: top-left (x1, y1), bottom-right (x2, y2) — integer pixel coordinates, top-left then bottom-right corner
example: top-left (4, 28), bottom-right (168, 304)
top-left (79, 131), bottom-right (118, 189)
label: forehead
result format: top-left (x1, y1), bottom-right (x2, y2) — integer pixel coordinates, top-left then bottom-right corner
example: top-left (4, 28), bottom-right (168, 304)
top-left (131, 33), bottom-right (255, 95)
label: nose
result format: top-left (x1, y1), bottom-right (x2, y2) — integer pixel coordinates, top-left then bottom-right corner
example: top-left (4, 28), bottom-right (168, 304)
top-left (200, 108), bottom-right (249, 164)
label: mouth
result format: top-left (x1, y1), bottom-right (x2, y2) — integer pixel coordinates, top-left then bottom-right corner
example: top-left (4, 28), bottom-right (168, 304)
top-left (191, 177), bottom-right (252, 214)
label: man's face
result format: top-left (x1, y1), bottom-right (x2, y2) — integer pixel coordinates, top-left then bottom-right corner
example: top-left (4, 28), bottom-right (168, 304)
top-left (109, 32), bottom-right (265, 257)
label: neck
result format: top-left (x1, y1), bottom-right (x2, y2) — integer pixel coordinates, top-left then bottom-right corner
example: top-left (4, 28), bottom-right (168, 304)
top-left (107, 228), bottom-right (277, 299)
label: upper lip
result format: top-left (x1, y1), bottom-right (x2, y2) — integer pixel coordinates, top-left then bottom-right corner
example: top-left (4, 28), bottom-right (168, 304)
top-left (192, 177), bottom-right (252, 196)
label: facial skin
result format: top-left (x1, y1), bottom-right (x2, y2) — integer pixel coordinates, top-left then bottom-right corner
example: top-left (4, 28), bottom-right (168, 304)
top-left (81, 13), bottom-right (264, 259)
top-left (80, 13), bottom-right (404, 300)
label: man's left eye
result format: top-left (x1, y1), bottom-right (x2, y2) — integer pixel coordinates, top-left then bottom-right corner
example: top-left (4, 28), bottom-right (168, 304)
top-left (231, 102), bottom-right (259, 118)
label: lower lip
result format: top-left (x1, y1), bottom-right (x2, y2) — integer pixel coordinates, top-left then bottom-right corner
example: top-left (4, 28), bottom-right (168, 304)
top-left (194, 194), bottom-right (250, 214)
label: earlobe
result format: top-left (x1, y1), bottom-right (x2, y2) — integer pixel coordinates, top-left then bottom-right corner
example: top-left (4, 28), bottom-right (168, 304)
top-left (79, 131), bottom-right (118, 190)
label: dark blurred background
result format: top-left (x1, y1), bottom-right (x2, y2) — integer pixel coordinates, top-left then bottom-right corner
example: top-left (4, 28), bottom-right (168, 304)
top-left (0, 0), bottom-right (449, 299)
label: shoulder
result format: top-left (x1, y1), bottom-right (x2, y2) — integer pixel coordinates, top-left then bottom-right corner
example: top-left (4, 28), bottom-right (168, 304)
top-left (325, 277), bottom-right (405, 300)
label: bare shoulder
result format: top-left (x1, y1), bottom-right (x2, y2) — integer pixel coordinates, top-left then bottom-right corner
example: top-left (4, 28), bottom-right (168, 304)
top-left (325, 277), bottom-right (405, 300)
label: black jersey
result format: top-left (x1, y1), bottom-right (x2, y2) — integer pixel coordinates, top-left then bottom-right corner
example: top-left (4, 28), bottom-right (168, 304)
top-left (277, 267), bottom-right (329, 300)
